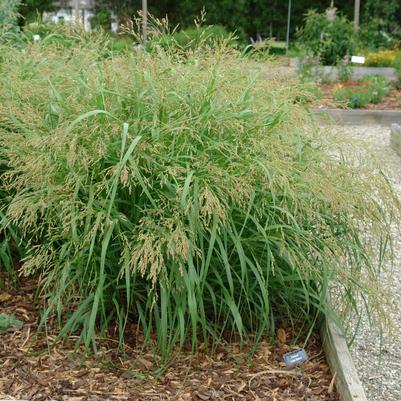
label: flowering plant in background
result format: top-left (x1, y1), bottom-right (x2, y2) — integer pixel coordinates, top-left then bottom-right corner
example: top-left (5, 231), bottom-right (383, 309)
top-left (333, 75), bottom-right (389, 108)
top-left (365, 50), bottom-right (401, 68)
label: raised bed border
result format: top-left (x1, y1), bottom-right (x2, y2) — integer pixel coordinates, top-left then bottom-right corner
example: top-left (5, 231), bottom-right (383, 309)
top-left (321, 320), bottom-right (368, 401)
top-left (312, 66), bottom-right (397, 82)
top-left (289, 58), bottom-right (398, 82)
top-left (313, 109), bottom-right (401, 125)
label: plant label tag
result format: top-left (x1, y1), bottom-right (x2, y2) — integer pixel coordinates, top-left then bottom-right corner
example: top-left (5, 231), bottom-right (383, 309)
top-left (283, 348), bottom-right (308, 368)
top-left (351, 56), bottom-right (365, 64)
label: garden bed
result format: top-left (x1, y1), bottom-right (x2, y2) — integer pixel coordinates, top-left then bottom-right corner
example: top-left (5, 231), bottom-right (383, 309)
top-left (1, 23), bottom-right (397, 401)
top-left (315, 82), bottom-right (401, 110)
top-left (0, 278), bottom-right (339, 401)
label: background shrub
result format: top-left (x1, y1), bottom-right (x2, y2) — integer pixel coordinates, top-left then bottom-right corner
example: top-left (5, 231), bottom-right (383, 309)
top-left (297, 9), bottom-right (356, 66)
top-left (89, 9), bottom-right (112, 31)
top-left (358, 18), bottom-right (397, 51)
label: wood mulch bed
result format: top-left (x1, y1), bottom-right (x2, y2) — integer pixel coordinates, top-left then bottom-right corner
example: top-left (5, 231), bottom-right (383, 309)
top-left (0, 278), bottom-right (339, 401)
top-left (316, 82), bottom-right (401, 110)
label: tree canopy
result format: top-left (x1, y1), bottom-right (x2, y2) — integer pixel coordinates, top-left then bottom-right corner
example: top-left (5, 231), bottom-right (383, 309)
top-left (97, 0), bottom-right (400, 40)
top-left (19, 0), bottom-right (53, 21)
top-left (19, 0), bottom-right (401, 41)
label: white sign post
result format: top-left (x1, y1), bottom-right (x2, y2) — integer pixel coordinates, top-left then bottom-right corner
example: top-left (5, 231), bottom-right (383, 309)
top-left (351, 56), bottom-right (365, 64)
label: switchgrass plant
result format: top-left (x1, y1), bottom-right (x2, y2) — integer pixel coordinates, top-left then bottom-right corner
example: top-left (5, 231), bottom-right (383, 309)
top-left (0, 0), bottom-right (21, 46)
top-left (0, 28), bottom-right (399, 359)
top-left (0, 150), bottom-right (21, 286)
top-left (1, 22), bottom-right (131, 58)
top-left (0, 209), bottom-right (20, 285)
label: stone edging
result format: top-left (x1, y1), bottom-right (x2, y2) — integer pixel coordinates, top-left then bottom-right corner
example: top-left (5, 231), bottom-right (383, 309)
top-left (312, 109), bottom-right (401, 125)
top-left (312, 66), bottom-right (397, 82)
top-left (289, 58), bottom-right (398, 81)
top-left (321, 320), bottom-right (368, 401)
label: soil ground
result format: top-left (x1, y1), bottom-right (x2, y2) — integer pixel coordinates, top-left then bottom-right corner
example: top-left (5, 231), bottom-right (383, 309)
top-left (0, 278), bottom-right (339, 401)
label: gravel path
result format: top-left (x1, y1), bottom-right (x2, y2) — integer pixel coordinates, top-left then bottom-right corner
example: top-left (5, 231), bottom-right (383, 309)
top-left (337, 125), bottom-right (401, 401)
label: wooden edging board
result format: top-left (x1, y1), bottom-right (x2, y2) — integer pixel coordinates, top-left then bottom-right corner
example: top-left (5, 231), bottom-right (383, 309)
top-left (312, 109), bottom-right (401, 126)
top-left (390, 123), bottom-right (401, 156)
top-left (321, 319), bottom-right (368, 401)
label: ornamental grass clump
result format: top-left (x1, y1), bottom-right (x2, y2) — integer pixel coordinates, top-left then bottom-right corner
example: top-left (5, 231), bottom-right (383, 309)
top-left (0, 29), bottom-right (399, 356)
top-left (0, 0), bottom-right (20, 26)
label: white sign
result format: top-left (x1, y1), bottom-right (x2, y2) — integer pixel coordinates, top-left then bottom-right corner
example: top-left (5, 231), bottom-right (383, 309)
top-left (351, 56), bottom-right (365, 64)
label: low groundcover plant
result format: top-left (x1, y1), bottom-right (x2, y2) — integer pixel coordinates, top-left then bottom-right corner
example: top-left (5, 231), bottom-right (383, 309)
top-left (333, 75), bottom-right (389, 108)
top-left (0, 27), bottom-right (399, 359)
